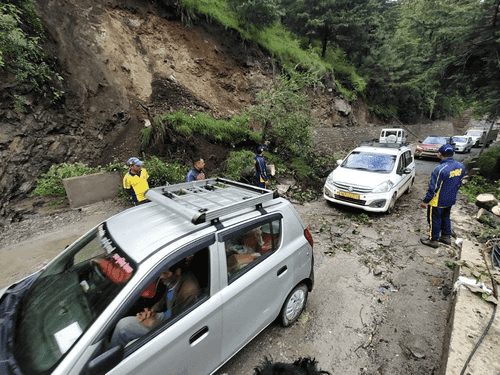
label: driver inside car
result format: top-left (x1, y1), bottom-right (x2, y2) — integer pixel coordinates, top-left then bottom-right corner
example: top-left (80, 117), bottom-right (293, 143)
top-left (110, 259), bottom-right (199, 348)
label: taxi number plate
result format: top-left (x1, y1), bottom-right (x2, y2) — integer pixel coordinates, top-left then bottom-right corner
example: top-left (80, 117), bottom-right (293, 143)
top-left (339, 191), bottom-right (360, 200)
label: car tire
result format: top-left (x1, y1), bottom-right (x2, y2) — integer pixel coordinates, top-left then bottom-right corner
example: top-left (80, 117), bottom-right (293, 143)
top-left (405, 178), bottom-right (414, 194)
top-left (386, 193), bottom-right (397, 214)
top-left (280, 283), bottom-right (308, 327)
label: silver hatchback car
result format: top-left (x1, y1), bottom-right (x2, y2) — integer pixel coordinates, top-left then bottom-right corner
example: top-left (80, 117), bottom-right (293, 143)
top-left (0, 179), bottom-right (314, 375)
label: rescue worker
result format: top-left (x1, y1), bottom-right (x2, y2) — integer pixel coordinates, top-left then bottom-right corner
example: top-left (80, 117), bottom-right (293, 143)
top-left (186, 156), bottom-right (206, 182)
top-left (420, 144), bottom-right (465, 248)
top-left (123, 157), bottom-right (150, 205)
top-left (254, 145), bottom-right (269, 188)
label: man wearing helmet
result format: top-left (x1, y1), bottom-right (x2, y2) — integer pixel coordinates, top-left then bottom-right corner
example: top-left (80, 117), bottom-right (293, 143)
top-left (123, 157), bottom-right (150, 205)
top-left (254, 145), bottom-right (269, 188)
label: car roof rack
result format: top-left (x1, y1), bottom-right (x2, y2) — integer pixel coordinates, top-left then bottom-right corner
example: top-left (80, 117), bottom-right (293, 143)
top-left (145, 178), bottom-right (278, 225)
top-left (359, 141), bottom-right (408, 149)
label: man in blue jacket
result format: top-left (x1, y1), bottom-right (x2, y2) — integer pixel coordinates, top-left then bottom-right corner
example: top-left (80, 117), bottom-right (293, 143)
top-left (254, 145), bottom-right (269, 188)
top-left (186, 156), bottom-right (206, 182)
top-left (420, 144), bottom-right (466, 248)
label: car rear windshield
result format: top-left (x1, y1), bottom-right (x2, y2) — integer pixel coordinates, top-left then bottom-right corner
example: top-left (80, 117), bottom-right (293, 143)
top-left (14, 223), bottom-right (135, 375)
top-left (453, 137), bottom-right (467, 143)
top-left (422, 136), bottom-right (448, 144)
top-left (342, 151), bottom-right (396, 173)
top-left (467, 130), bottom-right (483, 136)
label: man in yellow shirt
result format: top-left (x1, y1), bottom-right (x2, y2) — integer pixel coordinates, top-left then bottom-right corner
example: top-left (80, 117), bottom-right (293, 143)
top-left (123, 157), bottom-right (150, 205)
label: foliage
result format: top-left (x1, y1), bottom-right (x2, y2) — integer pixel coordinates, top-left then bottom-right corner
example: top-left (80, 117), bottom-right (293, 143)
top-left (157, 111), bottom-right (260, 146)
top-left (476, 145), bottom-right (500, 175)
top-left (460, 175), bottom-right (500, 203)
top-left (289, 157), bottom-right (312, 179)
top-left (144, 155), bottom-right (188, 187)
top-left (0, 1), bottom-right (62, 102)
top-left (226, 0), bottom-right (283, 29)
top-left (223, 150), bottom-right (256, 182)
top-left (289, 186), bottom-right (318, 202)
top-left (250, 75), bottom-right (315, 157)
top-left (30, 162), bottom-right (102, 197)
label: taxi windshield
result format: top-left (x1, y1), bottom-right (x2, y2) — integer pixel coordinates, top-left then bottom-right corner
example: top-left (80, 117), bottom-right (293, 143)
top-left (14, 223), bottom-right (135, 375)
top-left (453, 137), bottom-right (467, 143)
top-left (342, 152), bottom-right (396, 173)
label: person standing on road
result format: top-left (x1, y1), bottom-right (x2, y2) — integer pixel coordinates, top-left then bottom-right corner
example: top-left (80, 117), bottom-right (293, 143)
top-left (123, 157), bottom-right (150, 205)
top-left (420, 144), bottom-right (465, 248)
top-left (186, 156), bottom-right (206, 182)
top-left (254, 145), bottom-right (269, 188)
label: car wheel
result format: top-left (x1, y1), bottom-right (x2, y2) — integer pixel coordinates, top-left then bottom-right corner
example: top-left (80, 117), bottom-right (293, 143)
top-left (280, 283), bottom-right (308, 327)
top-left (386, 193), bottom-right (397, 214)
top-left (405, 178), bottom-right (414, 194)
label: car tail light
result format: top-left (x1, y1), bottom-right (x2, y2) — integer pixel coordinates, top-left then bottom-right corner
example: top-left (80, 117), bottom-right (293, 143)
top-left (304, 228), bottom-right (314, 248)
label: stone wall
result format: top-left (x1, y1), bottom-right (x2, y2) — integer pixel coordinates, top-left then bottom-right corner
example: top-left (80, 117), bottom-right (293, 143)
top-left (313, 121), bottom-right (464, 155)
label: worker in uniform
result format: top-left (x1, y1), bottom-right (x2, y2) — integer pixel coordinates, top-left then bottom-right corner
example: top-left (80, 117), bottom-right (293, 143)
top-left (123, 157), bottom-right (150, 205)
top-left (420, 144), bottom-right (465, 248)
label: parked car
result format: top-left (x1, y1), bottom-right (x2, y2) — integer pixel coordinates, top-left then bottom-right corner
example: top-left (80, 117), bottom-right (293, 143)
top-left (379, 128), bottom-right (407, 144)
top-left (465, 125), bottom-right (499, 147)
top-left (414, 135), bottom-right (451, 159)
top-left (452, 135), bottom-right (474, 153)
top-left (0, 179), bottom-right (314, 375)
top-left (323, 142), bottom-right (415, 214)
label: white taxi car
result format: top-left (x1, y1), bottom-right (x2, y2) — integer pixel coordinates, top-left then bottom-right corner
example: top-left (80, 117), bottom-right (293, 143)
top-left (323, 142), bottom-right (415, 213)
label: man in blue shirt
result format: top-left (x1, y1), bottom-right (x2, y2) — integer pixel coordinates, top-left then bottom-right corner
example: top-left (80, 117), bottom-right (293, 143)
top-left (420, 144), bottom-right (466, 248)
top-left (254, 145), bottom-right (269, 188)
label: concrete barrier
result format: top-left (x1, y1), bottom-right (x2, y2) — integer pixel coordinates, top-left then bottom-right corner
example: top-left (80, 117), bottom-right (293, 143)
top-left (63, 171), bottom-right (122, 208)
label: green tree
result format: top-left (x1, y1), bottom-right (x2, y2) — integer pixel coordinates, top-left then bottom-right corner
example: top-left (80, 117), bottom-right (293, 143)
top-left (282, 0), bottom-right (381, 59)
top-left (226, 0), bottom-right (284, 29)
top-left (249, 75), bottom-right (315, 157)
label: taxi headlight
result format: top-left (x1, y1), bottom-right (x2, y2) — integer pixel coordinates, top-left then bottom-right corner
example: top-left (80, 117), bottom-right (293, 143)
top-left (326, 173), bottom-right (335, 185)
top-left (373, 180), bottom-right (394, 193)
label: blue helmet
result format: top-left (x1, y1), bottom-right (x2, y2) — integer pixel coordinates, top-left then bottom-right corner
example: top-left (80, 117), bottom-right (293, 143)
top-left (257, 145), bottom-right (267, 153)
top-left (127, 157), bottom-right (143, 166)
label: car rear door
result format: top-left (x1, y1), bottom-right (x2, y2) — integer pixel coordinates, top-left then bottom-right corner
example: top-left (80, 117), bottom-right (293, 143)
top-left (216, 214), bottom-right (293, 362)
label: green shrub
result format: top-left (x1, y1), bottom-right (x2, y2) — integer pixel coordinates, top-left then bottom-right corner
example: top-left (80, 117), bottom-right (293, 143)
top-left (223, 150), bottom-right (255, 182)
top-left (290, 157), bottom-right (312, 179)
top-left (155, 111), bottom-right (259, 146)
top-left (460, 175), bottom-right (500, 203)
top-left (476, 145), bottom-right (500, 175)
top-left (30, 162), bottom-right (102, 197)
top-left (144, 155), bottom-right (188, 187)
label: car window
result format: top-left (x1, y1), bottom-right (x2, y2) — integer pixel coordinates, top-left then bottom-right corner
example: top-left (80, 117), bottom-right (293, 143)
top-left (223, 219), bottom-right (282, 283)
top-left (108, 247), bottom-right (210, 350)
top-left (404, 151), bottom-right (413, 166)
top-left (14, 223), bottom-right (136, 375)
top-left (342, 152), bottom-right (395, 173)
top-left (422, 136), bottom-right (447, 144)
top-left (453, 137), bottom-right (466, 143)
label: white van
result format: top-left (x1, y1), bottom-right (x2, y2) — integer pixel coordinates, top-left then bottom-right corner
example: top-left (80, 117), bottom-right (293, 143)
top-left (379, 128), bottom-right (407, 144)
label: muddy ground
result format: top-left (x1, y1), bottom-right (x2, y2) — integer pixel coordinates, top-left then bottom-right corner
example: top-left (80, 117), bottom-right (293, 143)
top-left (0, 169), bottom-right (483, 375)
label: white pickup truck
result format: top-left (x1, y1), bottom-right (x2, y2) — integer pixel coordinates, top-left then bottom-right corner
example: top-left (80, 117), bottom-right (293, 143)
top-left (465, 125), bottom-right (499, 147)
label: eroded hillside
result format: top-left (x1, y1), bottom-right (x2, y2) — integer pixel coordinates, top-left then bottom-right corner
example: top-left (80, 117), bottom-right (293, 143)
top-left (0, 0), bottom-right (378, 224)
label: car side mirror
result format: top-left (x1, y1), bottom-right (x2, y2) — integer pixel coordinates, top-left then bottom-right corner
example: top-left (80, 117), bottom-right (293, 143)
top-left (403, 168), bottom-right (412, 175)
top-left (336, 159), bottom-right (343, 166)
top-left (86, 345), bottom-right (124, 375)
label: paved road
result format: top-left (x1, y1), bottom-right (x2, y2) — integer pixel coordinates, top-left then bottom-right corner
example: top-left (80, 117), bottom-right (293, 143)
top-left (414, 145), bottom-right (481, 176)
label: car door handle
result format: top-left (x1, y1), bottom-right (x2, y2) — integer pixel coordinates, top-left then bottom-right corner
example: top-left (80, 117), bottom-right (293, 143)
top-left (277, 265), bottom-right (287, 277)
top-left (189, 326), bottom-right (209, 345)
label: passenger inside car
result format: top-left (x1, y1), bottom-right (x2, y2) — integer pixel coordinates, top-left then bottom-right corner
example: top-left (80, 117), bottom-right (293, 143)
top-left (110, 258), bottom-right (201, 347)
